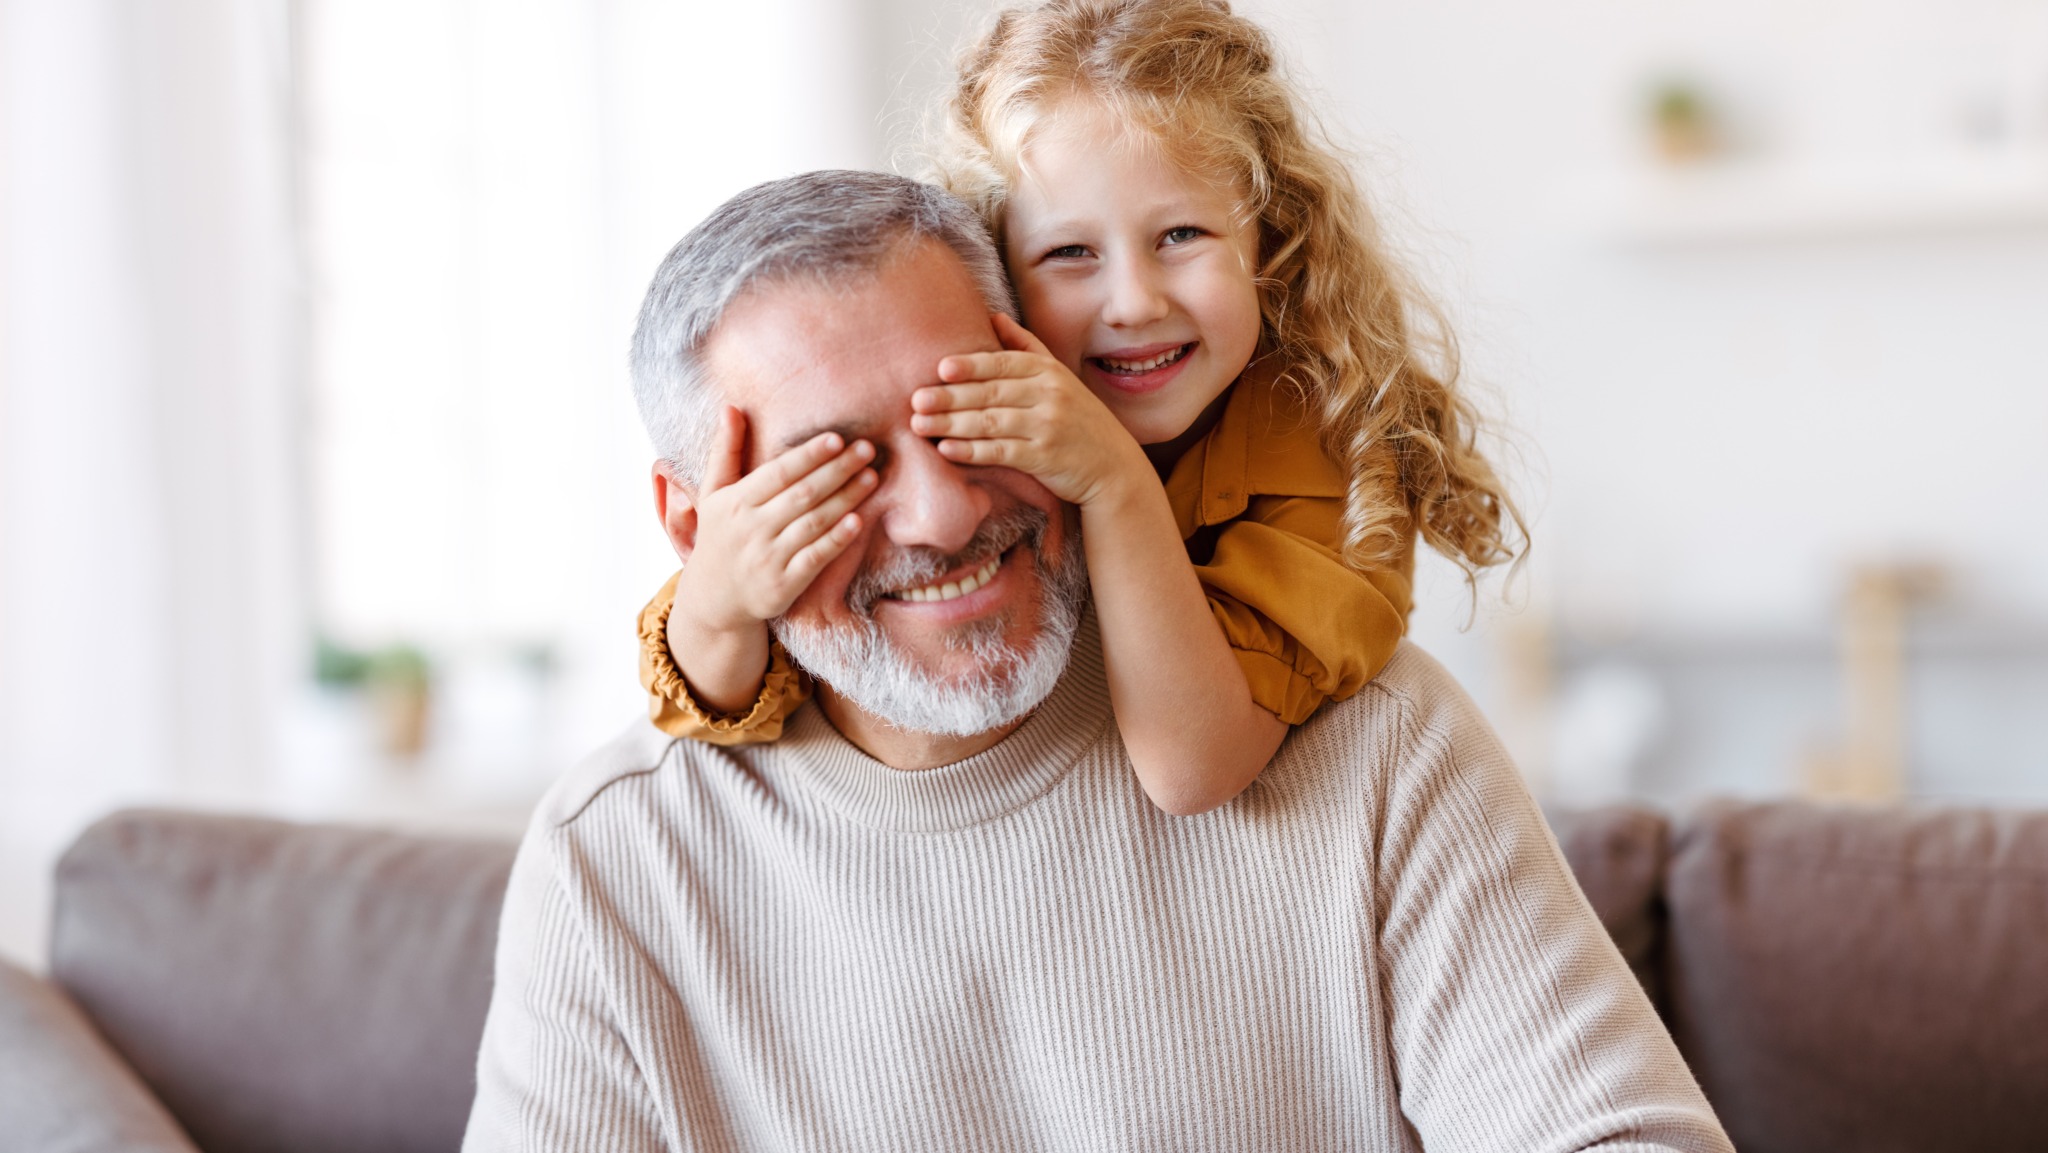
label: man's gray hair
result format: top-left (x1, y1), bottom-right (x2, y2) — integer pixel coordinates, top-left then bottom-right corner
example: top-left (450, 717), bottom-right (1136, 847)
top-left (630, 170), bottom-right (1016, 485)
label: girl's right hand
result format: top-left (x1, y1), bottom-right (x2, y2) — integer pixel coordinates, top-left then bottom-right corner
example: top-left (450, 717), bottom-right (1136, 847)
top-left (667, 407), bottom-right (876, 713)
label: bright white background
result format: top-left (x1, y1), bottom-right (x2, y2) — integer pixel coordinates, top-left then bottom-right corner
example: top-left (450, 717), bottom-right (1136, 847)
top-left (4, 0), bottom-right (2046, 969)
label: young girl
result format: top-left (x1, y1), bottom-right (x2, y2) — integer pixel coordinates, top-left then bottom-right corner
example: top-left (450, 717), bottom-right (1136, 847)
top-left (639, 0), bottom-right (1521, 813)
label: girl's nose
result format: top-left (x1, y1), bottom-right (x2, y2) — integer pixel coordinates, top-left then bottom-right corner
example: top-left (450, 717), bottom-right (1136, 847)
top-left (876, 437), bottom-right (993, 556)
top-left (1100, 256), bottom-right (1170, 328)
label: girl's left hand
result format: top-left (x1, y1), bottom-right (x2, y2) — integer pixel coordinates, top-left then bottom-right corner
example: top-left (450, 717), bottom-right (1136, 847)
top-left (913, 313), bottom-right (1150, 508)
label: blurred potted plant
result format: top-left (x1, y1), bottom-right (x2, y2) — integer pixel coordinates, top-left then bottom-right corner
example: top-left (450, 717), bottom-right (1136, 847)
top-left (1648, 78), bottom-right (1718, 164)
top-left (315, 637), bottom-right (435, 760)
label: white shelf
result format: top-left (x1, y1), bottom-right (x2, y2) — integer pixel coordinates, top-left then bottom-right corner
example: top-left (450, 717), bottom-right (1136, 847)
top-left (1585, 147), bottom-right (2048, 246)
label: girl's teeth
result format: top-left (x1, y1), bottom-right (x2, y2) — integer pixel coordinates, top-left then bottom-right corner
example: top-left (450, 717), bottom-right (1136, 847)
top-left (1100, 345), bottom-right (1188, 374)
top-left (893, 556), bottom-right (1002, 603)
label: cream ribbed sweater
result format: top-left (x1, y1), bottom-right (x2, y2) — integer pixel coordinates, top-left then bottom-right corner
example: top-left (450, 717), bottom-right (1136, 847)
top-left (465, 624), bottom-right (1730, 1152)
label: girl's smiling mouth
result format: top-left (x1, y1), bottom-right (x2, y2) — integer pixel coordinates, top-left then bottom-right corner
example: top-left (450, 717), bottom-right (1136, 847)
top-left (1087, 341), bottom-right (1197, 394)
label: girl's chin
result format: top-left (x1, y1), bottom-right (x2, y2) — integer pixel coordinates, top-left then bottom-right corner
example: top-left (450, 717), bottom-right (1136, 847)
top-left (1119, 411), bottom-right (1199, 446)
top-left (1105, 387), bottom-right (1222, 440)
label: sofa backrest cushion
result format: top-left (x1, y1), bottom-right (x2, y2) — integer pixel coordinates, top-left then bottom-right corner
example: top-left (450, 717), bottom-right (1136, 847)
top-left (50, 810), bottom-right (517, 1153)
top-left (1665, 800), bottom-right (2048, 1153)
top-left (1544, 804), bottom-right (1670, 1012)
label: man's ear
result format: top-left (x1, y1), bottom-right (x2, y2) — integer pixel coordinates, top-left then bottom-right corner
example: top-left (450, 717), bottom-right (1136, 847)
top-left (651, 460), bottom-right (700, 565)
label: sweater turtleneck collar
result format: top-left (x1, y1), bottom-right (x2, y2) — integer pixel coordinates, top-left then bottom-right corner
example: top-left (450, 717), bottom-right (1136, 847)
top-left (775, 610), bottom-right (1113, 833)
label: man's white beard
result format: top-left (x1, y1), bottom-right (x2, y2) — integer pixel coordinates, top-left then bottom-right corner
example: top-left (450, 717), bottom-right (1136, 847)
top-left (772, 507), bottom-right (1088, 737)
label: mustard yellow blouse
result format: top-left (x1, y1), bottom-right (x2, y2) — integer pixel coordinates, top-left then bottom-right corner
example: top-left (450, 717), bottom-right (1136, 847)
top-left (638, 369), bottom-right (1413, 740)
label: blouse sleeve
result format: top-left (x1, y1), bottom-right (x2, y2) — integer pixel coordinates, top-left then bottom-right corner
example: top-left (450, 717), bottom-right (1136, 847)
top-left (636, 572), bottom-right (812, 745)
top-left (1194, 494), bottom-right (1412, 726)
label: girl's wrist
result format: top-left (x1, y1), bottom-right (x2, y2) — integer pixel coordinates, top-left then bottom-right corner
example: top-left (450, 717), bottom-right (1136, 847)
top-left (672, 562), bottom-right (758, 639)
top-left (1083, 441), bottom-right (1168, 516)
top-left (666, 605), bottom-right (771, 715)
top-left (668, 593), bottom-right (766, 658)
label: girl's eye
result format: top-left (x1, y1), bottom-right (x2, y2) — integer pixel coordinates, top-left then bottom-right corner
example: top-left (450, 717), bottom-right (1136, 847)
top-left (1162, 226), bottom-right (1205, 245)
top-left (1044, 244), bottom-right (1089, 260)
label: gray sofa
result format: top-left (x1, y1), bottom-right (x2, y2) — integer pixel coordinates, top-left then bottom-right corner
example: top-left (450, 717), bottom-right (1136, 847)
top-left (3, 801), bottom-right (2044, 1152)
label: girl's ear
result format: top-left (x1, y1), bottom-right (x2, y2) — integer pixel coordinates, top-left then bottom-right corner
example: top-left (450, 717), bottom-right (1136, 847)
top-left (650, 461), bottom-right (700, 564)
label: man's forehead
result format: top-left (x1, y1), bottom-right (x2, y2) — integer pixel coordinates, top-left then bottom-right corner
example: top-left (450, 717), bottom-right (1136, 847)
top-left (739, 339), bottom-right (921, 450)
top-left (707, 241), bottom-right (999, 445)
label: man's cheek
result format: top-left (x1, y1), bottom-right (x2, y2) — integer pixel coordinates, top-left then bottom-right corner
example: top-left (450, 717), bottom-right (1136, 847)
top-left (980, 468), bottom-right (1061, 517)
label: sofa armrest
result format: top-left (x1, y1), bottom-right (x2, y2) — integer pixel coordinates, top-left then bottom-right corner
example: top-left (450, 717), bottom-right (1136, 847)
top-left (0, 956), bottom-right (199, 1153)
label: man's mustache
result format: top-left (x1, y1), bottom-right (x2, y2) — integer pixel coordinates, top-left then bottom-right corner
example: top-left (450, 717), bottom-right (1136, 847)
top-left (844, 506), bottom-right (1050, 618)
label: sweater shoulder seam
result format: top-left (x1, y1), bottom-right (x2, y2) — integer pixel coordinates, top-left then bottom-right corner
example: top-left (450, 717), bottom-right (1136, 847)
top-left (538, 727), bottom-right (683, 831)
top-left (1435, 724), bottom-right (1627, 1123)
top-left (1363, 652), bottom-right (1629, 1125)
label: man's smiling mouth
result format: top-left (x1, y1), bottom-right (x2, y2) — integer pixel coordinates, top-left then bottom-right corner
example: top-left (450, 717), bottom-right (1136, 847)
top-left (845, 507), bottom-right (1044, 616)
top-left (1092, 342), bottom-right (1194, 375)
top-left (885, 553), bottom-right (1003, 603)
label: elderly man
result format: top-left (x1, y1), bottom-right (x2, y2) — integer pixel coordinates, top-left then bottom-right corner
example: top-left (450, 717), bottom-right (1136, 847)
top-left (464, 171), bottom-right (1730, 1152)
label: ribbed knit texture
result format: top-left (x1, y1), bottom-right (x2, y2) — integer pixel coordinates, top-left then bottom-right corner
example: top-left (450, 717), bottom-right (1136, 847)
top-left (465, 621), bottom-right (1731, 1152)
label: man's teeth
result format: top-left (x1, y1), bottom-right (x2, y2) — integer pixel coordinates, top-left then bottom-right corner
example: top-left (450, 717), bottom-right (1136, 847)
top-left (1099, 344), bottom-right (1189, 374)
top-left (890, 556), bottom-right (1002, 603)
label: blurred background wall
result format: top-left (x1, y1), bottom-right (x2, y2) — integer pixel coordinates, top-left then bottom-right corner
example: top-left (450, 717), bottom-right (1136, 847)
top-left (3, 0), bottom-right (2045, 969)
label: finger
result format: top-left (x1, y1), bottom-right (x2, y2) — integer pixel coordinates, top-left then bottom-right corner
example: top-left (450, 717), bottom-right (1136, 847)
top-left (912, 379), bottom-right (1040, 414)
top-left (992, 312), bottom-right (1054, 357)
top-left (781, 512), bottom-right (863, 589)
top-left (936, 349), bottom-right (1053, 384)
top-left (771, 469), bottom-right (876, 557)
top-left (730, 430), bottom-right (851, 507)
top-left (756, 442), bottom-right (875, 524)
top-left (910, 407), bottom-right (1036, 441)
top-left (704, 407), bottom-right (748, 493)
top-left (935, 437), bottom-right (1034, 468)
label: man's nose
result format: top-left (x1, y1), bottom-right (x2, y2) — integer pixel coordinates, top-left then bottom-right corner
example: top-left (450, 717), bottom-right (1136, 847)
top-left (877, 437), bottom-right (992, 555)
top-left (1101, 253), bottom-right (1170, 328)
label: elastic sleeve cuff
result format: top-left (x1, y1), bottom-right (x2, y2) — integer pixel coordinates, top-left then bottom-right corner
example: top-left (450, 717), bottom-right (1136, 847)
top-left (1231, 645), bottom-right (1326, 727)
top-left (637, 572), bottom-right (811, 745)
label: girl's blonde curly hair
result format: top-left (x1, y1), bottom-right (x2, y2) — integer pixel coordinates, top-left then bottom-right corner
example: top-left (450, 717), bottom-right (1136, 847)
top-left (928, 0), bottom-right (1524, 586)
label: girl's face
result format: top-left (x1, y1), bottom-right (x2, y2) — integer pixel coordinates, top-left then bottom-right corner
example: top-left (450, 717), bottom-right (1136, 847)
top-left (1002, 103), bottom-right (1263, 446)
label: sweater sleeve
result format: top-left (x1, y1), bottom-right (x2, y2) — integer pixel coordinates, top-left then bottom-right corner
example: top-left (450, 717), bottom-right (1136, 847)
top-left (1195, 494), bottom-right (1410, 725)
top-left (464, 827), bottom-right (668, 1153)
top-left (638, 571), bottom-right (812, 745)
top-left (1371, 680), bottom-right (1732, 1152)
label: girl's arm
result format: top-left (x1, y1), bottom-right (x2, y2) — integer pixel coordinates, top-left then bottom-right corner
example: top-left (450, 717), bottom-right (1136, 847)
top-left (1076, 464), bottom-right (1288, 814)
top-left (915, 315), bottom-right (1285, 815)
